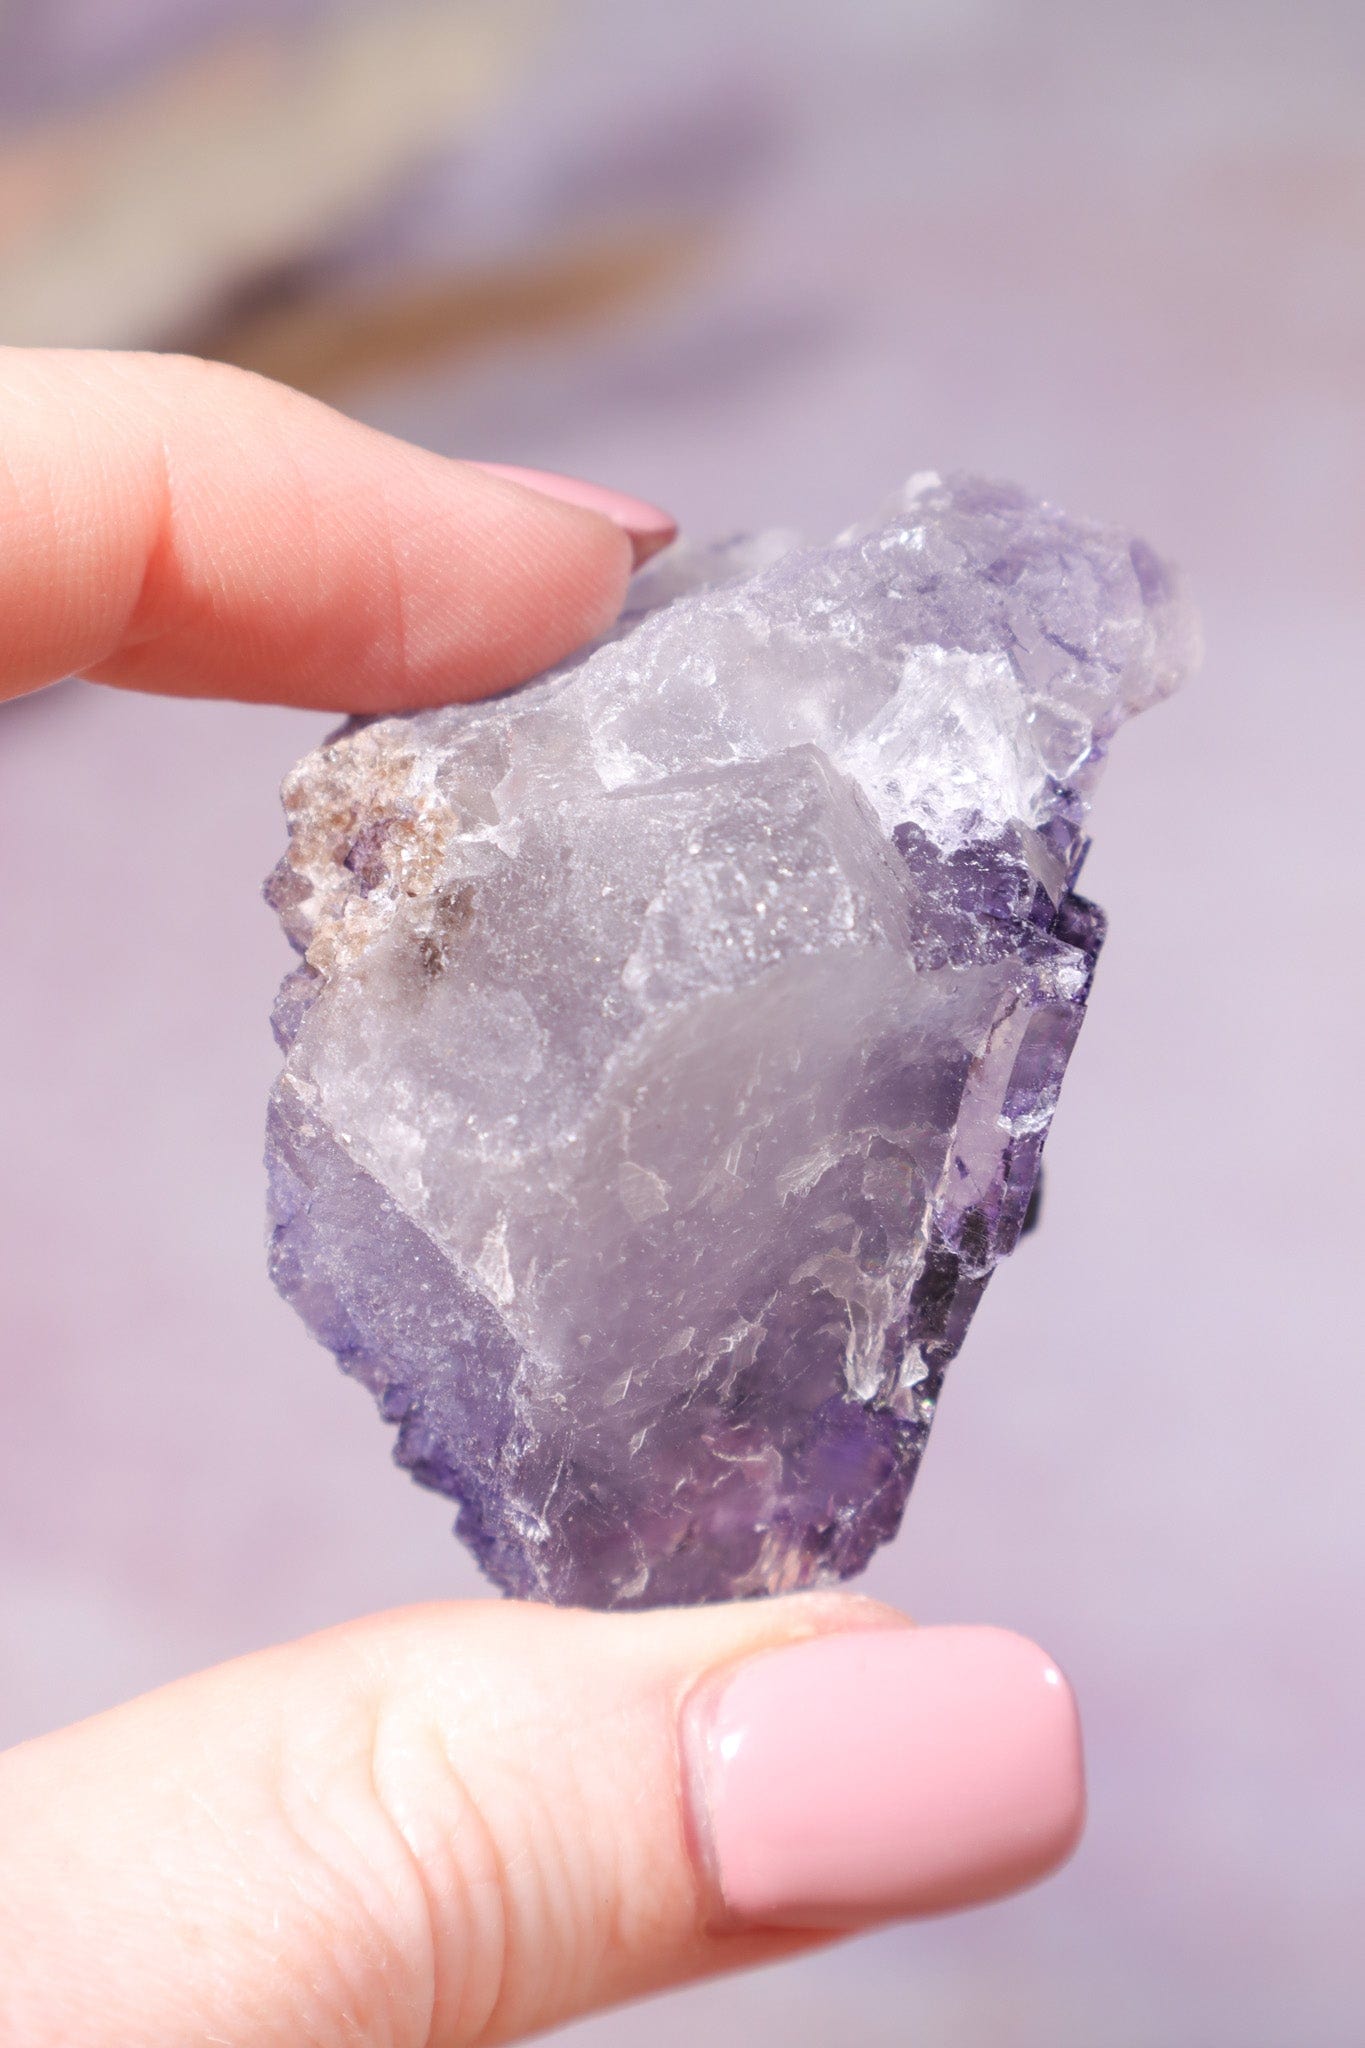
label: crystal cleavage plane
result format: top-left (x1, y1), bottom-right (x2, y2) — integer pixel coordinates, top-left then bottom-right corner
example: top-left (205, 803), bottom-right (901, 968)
top-left (265, 474), bottom-right (1194, 1608)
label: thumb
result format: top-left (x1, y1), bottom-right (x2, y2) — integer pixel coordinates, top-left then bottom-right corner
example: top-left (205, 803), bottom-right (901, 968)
top-left (0, 1597), bottom-right (1083, 2047)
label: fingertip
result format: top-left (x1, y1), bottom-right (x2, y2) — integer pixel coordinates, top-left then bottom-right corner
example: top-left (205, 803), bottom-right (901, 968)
top-left (685, 1623), bottom-right (1086, 1931)
top-left (0, 349), bottom-right (648, 710)
top-left (469, 461), bottom-right (678, 569)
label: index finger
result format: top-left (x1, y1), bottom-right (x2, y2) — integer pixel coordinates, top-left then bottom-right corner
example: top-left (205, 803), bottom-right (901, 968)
top-left (0, 349), bottom-right (672, 710)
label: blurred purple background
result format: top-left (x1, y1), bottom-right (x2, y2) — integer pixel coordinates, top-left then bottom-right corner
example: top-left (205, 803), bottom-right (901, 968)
top-left (2, 3), bottom-right (1363, 2043)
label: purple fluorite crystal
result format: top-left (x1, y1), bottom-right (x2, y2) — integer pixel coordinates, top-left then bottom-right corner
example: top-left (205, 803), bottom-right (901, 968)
top-left (265, 474), bottom-right (1194, 1607)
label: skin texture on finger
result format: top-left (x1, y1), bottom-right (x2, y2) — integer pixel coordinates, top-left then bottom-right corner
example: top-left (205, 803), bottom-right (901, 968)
top-left (0, 1595), bottom-right (891, 2048)
top-left (0, 348), bottom-right (637, 710)
top-left (0, 1596), bottom-right (1083, 2048)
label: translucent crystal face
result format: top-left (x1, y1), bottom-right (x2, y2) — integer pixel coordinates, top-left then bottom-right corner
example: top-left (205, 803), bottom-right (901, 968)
top-left (265, 473), bottom-right (1193, 1608)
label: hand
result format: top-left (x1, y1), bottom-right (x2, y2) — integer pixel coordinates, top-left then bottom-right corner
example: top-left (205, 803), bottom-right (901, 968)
top-left (0, 349), bottom-right (1085, 2048)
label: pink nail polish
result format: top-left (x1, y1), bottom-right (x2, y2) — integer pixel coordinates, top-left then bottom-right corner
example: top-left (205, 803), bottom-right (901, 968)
top-left (470, 461), bottom-right (678, 568)
top-left (686, 1626), bottom-right (1085, 1930)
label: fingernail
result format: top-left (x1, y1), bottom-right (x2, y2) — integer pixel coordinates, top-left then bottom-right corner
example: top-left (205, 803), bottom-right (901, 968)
top-left (685, 1625), bottom-right (1085, 1930)
top-left (471, 462), bottom-right (678, 568)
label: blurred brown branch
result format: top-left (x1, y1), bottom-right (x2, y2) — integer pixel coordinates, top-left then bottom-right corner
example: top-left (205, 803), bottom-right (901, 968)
top-left (0, 0), bottom-right (549, 350)
top-left (185, 224), bottom-right (709, 400)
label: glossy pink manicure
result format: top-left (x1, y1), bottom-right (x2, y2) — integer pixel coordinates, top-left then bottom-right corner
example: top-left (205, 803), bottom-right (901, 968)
top-left (686, 1625), bottom-right (1085, 1930)
top-left (471, 462), bottom-right (678, 568)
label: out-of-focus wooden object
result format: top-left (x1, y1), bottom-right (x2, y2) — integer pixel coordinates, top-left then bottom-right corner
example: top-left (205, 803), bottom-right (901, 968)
top-left (188, 224), bottom-right (706, 400)
top-left (0, 0), bottom-right (548, 350)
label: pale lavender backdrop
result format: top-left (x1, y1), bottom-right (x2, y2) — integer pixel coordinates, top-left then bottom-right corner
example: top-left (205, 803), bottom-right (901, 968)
top-left (2, 4), bottom-right (1363, 2045)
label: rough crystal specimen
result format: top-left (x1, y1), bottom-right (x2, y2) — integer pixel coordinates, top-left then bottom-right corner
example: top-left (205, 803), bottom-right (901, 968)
top-left (265, 473), bottom-right (1194, 1608)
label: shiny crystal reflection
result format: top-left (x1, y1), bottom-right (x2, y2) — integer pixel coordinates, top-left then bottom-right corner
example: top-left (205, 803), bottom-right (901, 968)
top-left (265, 474), bottom-right (1193, 1608)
